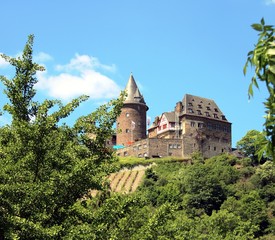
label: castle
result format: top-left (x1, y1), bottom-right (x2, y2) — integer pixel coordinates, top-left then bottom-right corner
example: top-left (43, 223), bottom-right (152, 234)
top-left (115, 74), bottom-right (232, 159)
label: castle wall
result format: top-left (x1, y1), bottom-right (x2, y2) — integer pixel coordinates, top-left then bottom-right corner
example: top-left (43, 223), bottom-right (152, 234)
top-left (116, 138), bottom-right (184, 158)
top-left (181, 115), bottom-right (231, 158)
top-left (148, 138), bottom-right (183, 158)
top-left (116, 103), bottom-right (147, 146)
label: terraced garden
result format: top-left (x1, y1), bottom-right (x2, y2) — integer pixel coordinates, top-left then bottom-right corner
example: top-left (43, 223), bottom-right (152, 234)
top-left (109, 165), bottom-right (150, 193)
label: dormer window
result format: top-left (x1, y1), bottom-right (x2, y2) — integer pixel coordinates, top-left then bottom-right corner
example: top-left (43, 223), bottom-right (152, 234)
top-left (188, 108), bottom-right (194, 113)
top-left (221, 115), bottom-right (227, 120)
top-left (214, 113), bottom-right (219, 119)
top-left (205, 112), bottom-right (210, 117)
top-left (214, 108), bottom-right (219, 112)
top-left (206, 106), bottom-right (211, 110)
top-left (198, 104), bottom-right (202, 109)
top-left (197, 110), bottom-right (202, 115)
top-left (188, 102), bottom-right (193, 106)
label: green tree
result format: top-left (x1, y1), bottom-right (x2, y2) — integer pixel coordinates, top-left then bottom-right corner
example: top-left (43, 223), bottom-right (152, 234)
top-left (244, 18), bottom-right (275, 160)
top-left (236, 130), bottom-right (268, 164)
top-left (0, 35), bottom-right (44, 122)
top-left (221, 191), bottom-right (269, 237)
top-left (181, 163), bottom-right (226, 215)
top-left (0, 35), bottom-right (124, 239)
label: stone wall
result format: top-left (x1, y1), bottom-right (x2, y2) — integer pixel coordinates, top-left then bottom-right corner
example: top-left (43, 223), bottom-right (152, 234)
top-left (116, 138), bottom-right (184, 158)
top-left (181, 115), bottom-right (231, 158)
top-left (116, 103), bottom-right (147, 146)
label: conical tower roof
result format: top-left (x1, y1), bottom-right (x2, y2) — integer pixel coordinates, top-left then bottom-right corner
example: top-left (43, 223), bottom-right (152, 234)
top-left (124, 73), bottom-right (146, 105)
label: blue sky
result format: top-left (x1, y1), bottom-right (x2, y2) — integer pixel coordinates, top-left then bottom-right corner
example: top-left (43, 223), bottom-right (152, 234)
top-left (0, 0), bottom-right (275, 147)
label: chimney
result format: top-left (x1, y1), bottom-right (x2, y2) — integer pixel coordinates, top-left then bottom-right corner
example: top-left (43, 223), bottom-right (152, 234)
top-left (175, 101), bottom-right (182, 113)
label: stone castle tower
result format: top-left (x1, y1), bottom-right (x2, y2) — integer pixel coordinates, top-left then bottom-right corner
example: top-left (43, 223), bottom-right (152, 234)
top-left (116, 74), bottom-right (149, 146)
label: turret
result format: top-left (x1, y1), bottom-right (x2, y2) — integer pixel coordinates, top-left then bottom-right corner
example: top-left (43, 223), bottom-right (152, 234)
top-left (116, 73), bottom-right (148, 146)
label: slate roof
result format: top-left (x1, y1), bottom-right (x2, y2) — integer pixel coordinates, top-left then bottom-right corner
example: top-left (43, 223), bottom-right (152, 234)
top-left (124, 73), bottom-right (147, 106)
top-left (163, 111), bottom-right (176, 122)
top-left (181, 94), bottom-right (229, 122)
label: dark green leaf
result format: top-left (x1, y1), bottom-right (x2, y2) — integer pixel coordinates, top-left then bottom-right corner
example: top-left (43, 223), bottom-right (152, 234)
top-left (251, 24), bottom-right (263, 32)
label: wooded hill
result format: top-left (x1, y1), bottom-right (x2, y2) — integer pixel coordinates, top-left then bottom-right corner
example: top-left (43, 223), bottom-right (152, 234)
top-left (83, 154), bottom-right (275, 240)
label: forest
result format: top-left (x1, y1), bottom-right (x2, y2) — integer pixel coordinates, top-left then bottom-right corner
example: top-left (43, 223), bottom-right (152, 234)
top-left (0, 19), bottom-right (274, 239)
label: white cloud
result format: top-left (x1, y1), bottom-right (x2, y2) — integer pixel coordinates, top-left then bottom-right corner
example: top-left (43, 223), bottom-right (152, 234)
top-left (36, 54), bottom-right (121, 101)
top-left (34, 52), bottom-right (53, 62)
top-left (0, 53), bottom-right (10, 68)
top-left (265, 0), bottom-right (275, 5)
top-left (56, 54), bottom-right (116, 73)
top-left (1, 51), bottom-right (52, 68)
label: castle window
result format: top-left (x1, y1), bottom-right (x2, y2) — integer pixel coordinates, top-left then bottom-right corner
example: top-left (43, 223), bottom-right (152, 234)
top-left (214, 146), bottom-right (216, 151)
top-left (169, 144), bottom-right (173, 149)
top-left (191, 122), bottom-right (195, 127)
top-left (198, 123), bottom-right (204, 128)
top-left (177, 144), bottom-right (181, 149)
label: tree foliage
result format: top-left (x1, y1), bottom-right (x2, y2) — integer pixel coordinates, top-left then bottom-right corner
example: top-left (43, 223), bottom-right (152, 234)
top-left (0, 35), bottom-right (124, 239)
top-left (244, 18), bottom-right (275, 160)
top-left (237, 130), bottom-right (268, 164)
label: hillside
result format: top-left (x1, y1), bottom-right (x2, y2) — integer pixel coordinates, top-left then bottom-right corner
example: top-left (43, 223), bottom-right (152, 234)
top-left (86, 154), bottom-right (275, 239)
